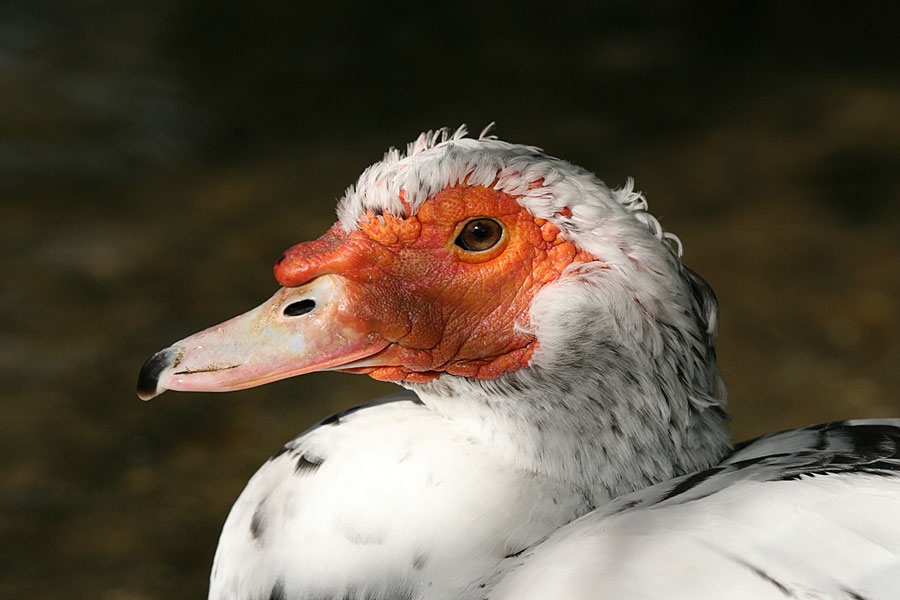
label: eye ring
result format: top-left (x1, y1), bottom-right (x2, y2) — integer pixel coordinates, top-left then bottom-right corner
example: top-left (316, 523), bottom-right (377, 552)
top-left (454, 218), bottom-right (504, 252)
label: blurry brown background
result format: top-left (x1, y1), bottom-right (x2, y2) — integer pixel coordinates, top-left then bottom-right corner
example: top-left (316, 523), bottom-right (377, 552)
top-left (2, 1), bottom-right (899, 598)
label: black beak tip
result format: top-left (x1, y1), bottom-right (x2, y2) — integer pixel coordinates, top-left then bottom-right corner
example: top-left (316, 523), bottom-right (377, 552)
top-left (137, 347), bottom-right (176, 400)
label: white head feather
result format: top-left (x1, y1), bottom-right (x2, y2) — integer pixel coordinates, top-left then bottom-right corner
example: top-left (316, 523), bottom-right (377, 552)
top-left (337, 125), bottom-right (681, 260)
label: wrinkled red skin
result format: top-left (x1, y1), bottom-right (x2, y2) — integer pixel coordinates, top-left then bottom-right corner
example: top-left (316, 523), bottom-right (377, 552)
top-left (274, 185), bottom-right (595, 382)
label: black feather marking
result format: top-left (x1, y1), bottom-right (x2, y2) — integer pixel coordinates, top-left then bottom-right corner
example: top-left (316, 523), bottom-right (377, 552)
top-left (615, 498), bottom-right (642, 512)
top-left (659, 466), bottom-right (724, 502)
top-left (412, 553), bottom-right (427, 571)
top-left (504, 547), bottom-right (527, 559)
top-left (814, 426), bottom-right (830, 451)
top-left (295, 453), bottom-right (324, 474)
top-left (747, 564), bottom-right (794, 597)
top-left (843, 588), bottom-right (870, 600)
top-left (269, 445), bottom-right (291, 461)
top-left (268, 579), bottom-right (286, 600)
top-left (394, 586), bottom-right (415, 600)
top-left (842, 423), bottom-right (900, 457)
top-left (320, 393), bottom-right (424, 426)
top-left (337, 585), bottom-right (415, 600)
top-left (729, 453), bottom-right (793, 471)
top-left (769, 422), bottom-right (900, 481)
top-left (250, 503), bottom-right (266, 542)
top-left (722, 552), bottom-right (798, 597)
top-left (320, 410), bottom-right (347, 426)
top-left (733, 421), bottom-right (833, 453)
top-left (319, 401), bottom-right (383, 426)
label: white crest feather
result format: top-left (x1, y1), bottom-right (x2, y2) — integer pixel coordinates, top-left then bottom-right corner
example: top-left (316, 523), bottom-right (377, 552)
top-left (335, 125), bottom-right (679, 262)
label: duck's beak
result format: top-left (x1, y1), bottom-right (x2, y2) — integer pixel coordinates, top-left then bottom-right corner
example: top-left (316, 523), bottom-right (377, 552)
top-left (136, 274), bottom-right (390, 400)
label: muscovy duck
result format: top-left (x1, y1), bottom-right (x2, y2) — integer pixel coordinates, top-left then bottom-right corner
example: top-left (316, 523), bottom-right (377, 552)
top-left (138, 126), bottom-right (900, 600)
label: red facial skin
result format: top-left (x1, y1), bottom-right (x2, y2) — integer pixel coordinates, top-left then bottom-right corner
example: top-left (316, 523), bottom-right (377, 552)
top-left (274, 185), bottom-right (594, 382)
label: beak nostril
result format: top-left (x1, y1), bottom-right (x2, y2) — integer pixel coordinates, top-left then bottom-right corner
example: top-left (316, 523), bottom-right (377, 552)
top-left (284, 299), bottom-right (316, 317)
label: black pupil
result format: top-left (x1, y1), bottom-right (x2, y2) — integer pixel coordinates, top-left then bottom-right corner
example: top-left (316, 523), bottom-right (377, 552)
top-left (457, 218), bottom-right (501, 252)
top-left (470, 223), bottom-right (490, 239)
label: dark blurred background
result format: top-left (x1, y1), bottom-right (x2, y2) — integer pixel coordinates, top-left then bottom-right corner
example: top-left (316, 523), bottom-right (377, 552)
top-left (2, 1), bottom-right (898, 597)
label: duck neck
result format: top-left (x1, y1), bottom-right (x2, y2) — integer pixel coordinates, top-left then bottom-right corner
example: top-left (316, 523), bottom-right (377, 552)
top-left (406, 267), bottom-right (732, 508)
top-left (409, 369), bottom-right (728, 509)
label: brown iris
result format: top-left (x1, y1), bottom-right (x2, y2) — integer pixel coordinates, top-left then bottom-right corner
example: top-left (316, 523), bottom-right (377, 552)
top-left (455, 218), bottom-right (504, 252)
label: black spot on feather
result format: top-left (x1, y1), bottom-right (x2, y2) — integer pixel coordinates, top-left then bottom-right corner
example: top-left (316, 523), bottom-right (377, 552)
top-left (412, 553), bottom-right (427, 571)
top-left (295, 453), bottom-right (324, 474)
top-left (250, 503), bottom-right (266, 542)
top-left (268, 579), bottom-right (286, 600)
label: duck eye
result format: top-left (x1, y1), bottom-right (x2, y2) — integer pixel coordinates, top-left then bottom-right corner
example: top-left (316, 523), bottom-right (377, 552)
top-left (455, 218), bottom-right (503, 252)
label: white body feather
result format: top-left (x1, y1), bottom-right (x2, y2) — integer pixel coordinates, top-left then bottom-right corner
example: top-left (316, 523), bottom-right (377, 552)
top-left (489, 475), bottom-right (900, 600)
top-left (487, 421), bottom-right (900, 600)
top-left (210, 393), bottom-right (590, 600)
